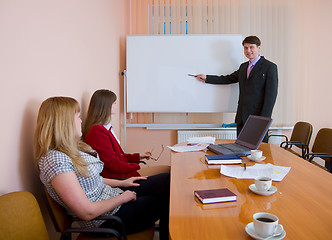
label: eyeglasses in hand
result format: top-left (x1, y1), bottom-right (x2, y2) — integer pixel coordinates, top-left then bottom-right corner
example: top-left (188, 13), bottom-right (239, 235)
top-left (150, 144), bottom-right (164, 161)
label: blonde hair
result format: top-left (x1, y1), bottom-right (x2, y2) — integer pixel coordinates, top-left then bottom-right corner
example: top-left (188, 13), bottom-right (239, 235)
top-left (34, 97), bottom-right (92, 177)
top-left (83, 89), bottom-right (117, 140)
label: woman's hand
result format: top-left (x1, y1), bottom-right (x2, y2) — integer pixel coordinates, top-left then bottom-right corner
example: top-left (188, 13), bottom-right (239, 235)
top-left (120, 190), bottom-right (137, 203)
top-left (121, 176), bottom-right (148, 187)
top-left (140, 152), bottom-right (152, 160)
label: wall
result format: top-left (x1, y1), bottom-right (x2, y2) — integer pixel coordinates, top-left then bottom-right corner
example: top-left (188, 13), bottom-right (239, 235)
top-left (305, 0), bottom-right (332, 133)
top-left (126, 0), bottom-right (332, 167)
top-left (0, 0), bottom-right (130, 238)
top-left (0, 0), bottom-right (331, 238)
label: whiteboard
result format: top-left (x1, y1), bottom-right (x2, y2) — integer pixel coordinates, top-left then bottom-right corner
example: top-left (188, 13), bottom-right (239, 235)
top-left (126, 34), bottom-right (243, 113)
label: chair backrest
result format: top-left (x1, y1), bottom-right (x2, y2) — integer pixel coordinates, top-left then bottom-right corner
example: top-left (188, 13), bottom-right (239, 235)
top-left (41, 185), bottom-right (72, 234)
top-left (290, 121), bottom-right (313, 148)
top-left (312, 128), bottom-right (332, 159)
top-left (0, 191), bottom-right (50, 240)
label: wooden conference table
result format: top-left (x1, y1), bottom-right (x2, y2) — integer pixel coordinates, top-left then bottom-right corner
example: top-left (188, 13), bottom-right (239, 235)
top-left (169, 140), bottom-right (332, 239)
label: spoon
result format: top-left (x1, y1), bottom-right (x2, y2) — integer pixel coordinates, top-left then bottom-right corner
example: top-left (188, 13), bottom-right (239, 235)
top-left (263, 231), bottom-right (282, 239)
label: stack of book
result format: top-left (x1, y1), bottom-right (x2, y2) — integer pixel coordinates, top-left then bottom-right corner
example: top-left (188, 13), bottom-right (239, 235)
top-left (205, 154), bottom-right (242, 165)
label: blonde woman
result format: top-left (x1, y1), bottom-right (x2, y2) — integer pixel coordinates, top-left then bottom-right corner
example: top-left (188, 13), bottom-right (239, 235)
top-left (34, 97), bottom-right (169, 239)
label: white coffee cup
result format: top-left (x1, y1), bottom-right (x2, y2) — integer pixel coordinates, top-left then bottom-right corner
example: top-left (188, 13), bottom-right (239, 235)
top-left (253, 212), bottom-right (281, 238)
top-left (251, 150), bottom-right (263, 160)
top-left (255, 177), bottom-right (272, 192)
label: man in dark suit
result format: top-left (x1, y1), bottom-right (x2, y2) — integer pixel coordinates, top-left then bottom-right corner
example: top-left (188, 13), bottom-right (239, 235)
top-left (195, 36), bottom-right (278, 142)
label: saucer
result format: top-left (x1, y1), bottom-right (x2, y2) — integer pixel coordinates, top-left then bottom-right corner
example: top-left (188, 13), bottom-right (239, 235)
top-left (245, 222), bottom-right (286, 240)
top-left (248, 155), bottom-right (266, 162)
top-left (249, 184), bottom-right (277, 196)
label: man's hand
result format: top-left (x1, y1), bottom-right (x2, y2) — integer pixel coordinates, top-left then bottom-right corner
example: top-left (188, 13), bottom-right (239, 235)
top-left (195, 74), bottom-right (207, 82)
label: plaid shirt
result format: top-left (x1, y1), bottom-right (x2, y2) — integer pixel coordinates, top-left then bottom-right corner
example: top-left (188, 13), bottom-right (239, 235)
top-left (39, 150), bottom-right (123, 228)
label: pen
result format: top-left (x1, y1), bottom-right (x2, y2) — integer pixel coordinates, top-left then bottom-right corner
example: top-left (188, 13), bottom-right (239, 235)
top-left (244, 163), bottom-right (246, 171)
top-left (188, 74), bottom-right (197, 77)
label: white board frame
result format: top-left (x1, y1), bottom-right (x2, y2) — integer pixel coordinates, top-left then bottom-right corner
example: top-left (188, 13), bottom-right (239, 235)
top-left (126, 34), bottom-right (243, 113)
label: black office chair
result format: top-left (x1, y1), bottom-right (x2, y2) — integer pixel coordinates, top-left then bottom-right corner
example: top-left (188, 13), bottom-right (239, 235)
top-left (304, 128), bottom-right (332, 172)
top-left (269, 121), bottom-right (312, 158)
top-left (40, 185), bottom-right (154, 240)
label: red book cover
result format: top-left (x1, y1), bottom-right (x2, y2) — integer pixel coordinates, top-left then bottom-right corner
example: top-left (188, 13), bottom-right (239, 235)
top-left (194, 188), bottom-right (237, 204)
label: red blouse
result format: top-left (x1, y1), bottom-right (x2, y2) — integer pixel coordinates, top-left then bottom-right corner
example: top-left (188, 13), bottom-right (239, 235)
top-left (85, 124), bottom-right (140, 179)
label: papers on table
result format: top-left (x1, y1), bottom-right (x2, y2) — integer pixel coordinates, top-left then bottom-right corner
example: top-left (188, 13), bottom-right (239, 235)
top-left (168, 137), bottom-right (216, 152)
top-left (220, 163), bottom-right (291, 181)
top-left (188, 136), bottom-right (216, 145)
top-left (168, 143), bottom-right (209, 153)
top-left (168, 136), bottom-right (215, 152)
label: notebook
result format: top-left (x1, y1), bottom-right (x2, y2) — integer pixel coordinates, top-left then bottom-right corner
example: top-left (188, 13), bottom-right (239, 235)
top-left (205, 154), bottom-right (242, 165)
top-left (207, 115), bottom-right (272, 156)
top-left (194, 188), bottom-right (237, 204)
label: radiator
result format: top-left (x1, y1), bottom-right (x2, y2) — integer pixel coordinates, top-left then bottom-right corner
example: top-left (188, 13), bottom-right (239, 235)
top-left (177, 130), bottom-right (237, 143)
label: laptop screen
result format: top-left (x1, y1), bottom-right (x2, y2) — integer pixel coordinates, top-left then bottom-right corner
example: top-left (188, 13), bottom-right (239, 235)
top-left (236, 115), bottom-right (272, 149)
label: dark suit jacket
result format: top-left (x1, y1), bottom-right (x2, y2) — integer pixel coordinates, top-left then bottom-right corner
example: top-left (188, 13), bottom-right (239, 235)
top-left (206, 56), bottom-right (278, 125)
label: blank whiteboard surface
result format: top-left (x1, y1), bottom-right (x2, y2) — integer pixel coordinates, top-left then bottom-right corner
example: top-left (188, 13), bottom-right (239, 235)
top-left (126, 34), bottom-right (243, 113)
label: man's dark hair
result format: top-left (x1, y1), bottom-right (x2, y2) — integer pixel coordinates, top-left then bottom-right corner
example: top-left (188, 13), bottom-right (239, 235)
top-left (242, 36), bottom-right (261, 47)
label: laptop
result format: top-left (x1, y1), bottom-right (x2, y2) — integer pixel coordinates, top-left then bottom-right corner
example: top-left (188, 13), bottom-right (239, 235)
top-left (207, 115), bottom-right (272, 156)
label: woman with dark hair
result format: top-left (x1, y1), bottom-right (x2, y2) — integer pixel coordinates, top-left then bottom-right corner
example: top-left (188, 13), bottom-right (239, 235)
top-left (34, 96), bottom-right (169, 240)
top-left (83, 89), bottom-right (169, 179)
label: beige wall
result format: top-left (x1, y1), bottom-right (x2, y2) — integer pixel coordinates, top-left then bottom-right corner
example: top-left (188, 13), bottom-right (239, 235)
top-left (305, 0), bottom-right (332, 131)
top-left (0, 0), bottom-right (129, 238)
top-left (1, 0), bottom-right (332, 238)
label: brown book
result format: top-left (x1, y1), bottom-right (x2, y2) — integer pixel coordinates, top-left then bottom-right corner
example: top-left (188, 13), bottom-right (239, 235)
top-left (194, 188), bottom-right (237, 204)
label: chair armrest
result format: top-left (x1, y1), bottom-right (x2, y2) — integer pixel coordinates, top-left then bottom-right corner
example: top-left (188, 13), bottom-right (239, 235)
top-left (305, 153), bottom-right (332, 162)
top-left (280, 140), bottom-right (293, 149)
top-left (285, 141), bottom-right (307, 146)
top-left (283, 141), bottom-right (308, 149)
top-left (286, 141), bottom-right (310, 158)
top-left (269, 134), bottom-right (288, 143)
top-left (72, 215), bottom-right (127, 240)
top-left (61, 227), bottom-right (122, 240)
top-left (95, 215), bottom-right (127, 239)
top-left (73, 215), bottom-right (124, 223)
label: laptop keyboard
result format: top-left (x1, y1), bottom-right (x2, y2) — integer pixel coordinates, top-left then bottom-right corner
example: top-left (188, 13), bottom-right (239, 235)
top-left (221, 143), bottom-right (250, 152)
top-left (209, 143), bottom-right (251, 156)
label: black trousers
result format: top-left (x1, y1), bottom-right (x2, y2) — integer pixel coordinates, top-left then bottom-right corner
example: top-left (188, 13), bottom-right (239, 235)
top-left (101, 173), bottom-right (170, 240)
